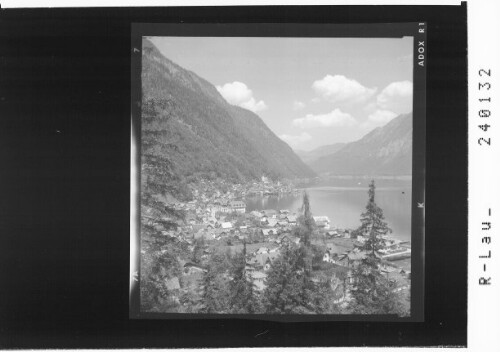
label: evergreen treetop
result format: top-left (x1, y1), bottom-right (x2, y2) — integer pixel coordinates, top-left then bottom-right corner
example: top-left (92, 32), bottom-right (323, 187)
top-left (358, 180), bottom-right (392, 258)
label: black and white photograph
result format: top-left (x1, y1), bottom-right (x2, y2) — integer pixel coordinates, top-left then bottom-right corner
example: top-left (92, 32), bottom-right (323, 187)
top-left (1, 2), bottom-right (477, 348)
top-left (131, 24), bottom-right (426, 318)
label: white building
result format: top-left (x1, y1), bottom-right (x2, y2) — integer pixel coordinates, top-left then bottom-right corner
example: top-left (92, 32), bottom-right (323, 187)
top-left (221, 222), bottom-right (232, 229)
top-left (313, 216), bottom-right (331, 230)
top-left (229, 200), bottom-right (246, 213)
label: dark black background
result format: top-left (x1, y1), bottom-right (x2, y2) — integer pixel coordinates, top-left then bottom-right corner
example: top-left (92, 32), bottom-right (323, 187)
top-left (0, 4), bottom-right (467, 348)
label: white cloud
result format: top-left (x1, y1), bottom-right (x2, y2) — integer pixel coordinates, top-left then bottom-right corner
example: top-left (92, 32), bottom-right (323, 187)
top-left (240, 97), bottom-right (268, 112)
top-left (292, 109), bottom-right (357, 129)
top-left (216, 81), bottom-right (251, 104)
top-left (312, 75), bottom-right (376, 105)
top-left (292, 100), bottom-right (306, 111)
top-left (216, 81), bottom-right (268, 113)
top-left (361, 109), bottom-right (398, 130)
top-left (376, 81), bottom-right (413, 114)
top-left (311, 97), bottom-right (321, 104)
top-left (279, 132), bottom-right (312, 147)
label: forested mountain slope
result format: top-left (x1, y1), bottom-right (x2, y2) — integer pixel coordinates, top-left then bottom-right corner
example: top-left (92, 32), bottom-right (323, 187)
top-left (309, 113), bottom-right (412, 176)
top-left (141, 39), bottom-right (315, 196)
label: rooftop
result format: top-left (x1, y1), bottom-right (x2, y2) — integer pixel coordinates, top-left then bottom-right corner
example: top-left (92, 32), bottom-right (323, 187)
top-left (165, 277), bottom-right (180, 290)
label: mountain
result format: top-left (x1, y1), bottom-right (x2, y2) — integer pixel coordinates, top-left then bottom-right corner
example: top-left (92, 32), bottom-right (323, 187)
top-left (295, 143), bottom-right (347, 164)
top-left (309, 113), bottom-right (412, 176)
top-left (140, 39), bottom-right (315, 195)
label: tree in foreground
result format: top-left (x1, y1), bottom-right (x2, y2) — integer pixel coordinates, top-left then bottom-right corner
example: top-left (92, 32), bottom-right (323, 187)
top-left (348, 257), bottom-right (407, 315)
top-left (199, 253), bottom-right (231, 313)
top-left (264, 192), bottom-right (341, 314)
top-left (140, 249), bottom-right (182, 312)
top-left (191, 236), bottom-right (206, 264)
top-left (293, 192), bottom-right (315, 275)
top-left (263, 245), bottom-right (311, 313)
top-left (228, 242), bottom-right (261, 313)
top-left (358, 180), bottom-right (392, 257)
top-left (310, 272), bottom-right (342, 314)
top-left (348, 181), bottom-right (408, 315)
top-left (301, 191), bottom-right (315, 247)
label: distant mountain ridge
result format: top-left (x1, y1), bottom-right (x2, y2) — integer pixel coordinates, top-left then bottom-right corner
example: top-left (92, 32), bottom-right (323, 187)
top-left (295, 143), bottom-right (347, 164)
top-left (308, 113), bottom-right (412, 176)
top-left (141, 39), bottom-right (315, 189)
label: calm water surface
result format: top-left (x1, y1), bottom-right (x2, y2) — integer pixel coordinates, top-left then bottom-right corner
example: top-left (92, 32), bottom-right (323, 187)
top-left (246, 178), bottom-right (412, 242)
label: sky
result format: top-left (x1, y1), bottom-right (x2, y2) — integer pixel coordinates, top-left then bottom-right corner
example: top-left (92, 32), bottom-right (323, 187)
top-left (151, 36), bottom-right (413, 151)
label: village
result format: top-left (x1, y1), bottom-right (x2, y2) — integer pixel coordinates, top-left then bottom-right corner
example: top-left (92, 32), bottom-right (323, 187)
top-left (141, 176), bottom-right (412, 313)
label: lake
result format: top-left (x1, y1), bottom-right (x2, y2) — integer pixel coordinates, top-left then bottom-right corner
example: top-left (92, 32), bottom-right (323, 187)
top-left (245, 177), bottom-right (412, 242)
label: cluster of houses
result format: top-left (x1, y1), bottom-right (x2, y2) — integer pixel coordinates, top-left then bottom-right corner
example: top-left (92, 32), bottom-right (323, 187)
top-left (321, 236), bottom-right (411, 294)
top-left (246, 176), bottom-right (297, 196)
top-left (244, 246), bottom-right (281, 290)
top-left (212, 200), bottom-right (246, 214)
top-left (174, 207), bottom-right (303, 244)
top-left (159, 178), bottom-right (299, 232)
top-left (142, 178), bottom-right (411, 310)
top-left (242, 229), bottom-right (410, 297)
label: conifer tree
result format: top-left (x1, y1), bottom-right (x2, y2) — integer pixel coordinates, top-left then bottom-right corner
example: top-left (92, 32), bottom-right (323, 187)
top-left (348, 257), bottom-right (405, 315)
top-left (140, 250), bottom-right (181, 312)
top-left (244, 274), bottom-right (261, 314)
top-left (200, 265), bottom-right (220, 313)
top-left (263, 246), bottom-right (306, 313)
top-left (358, 180), bottom-right (392, 258)
top-left (191, 236), bottom-right (205, 263)
top-left (298, 191), bottom-right (314, 274)
top-left (310, 272), bottom-right (342, 314)
top-left (239, 242), bottom-right (262, 313)
top-left (348, 182), bottom-right (407, 315)
top-left (200, 253), bottom-right (230, 313)
top-left (301, 192), bottom-right (314, 246)
top-left (228, 241), bottom-right (251, 313)
top-left (263, 192), bottom-right (342, 314)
